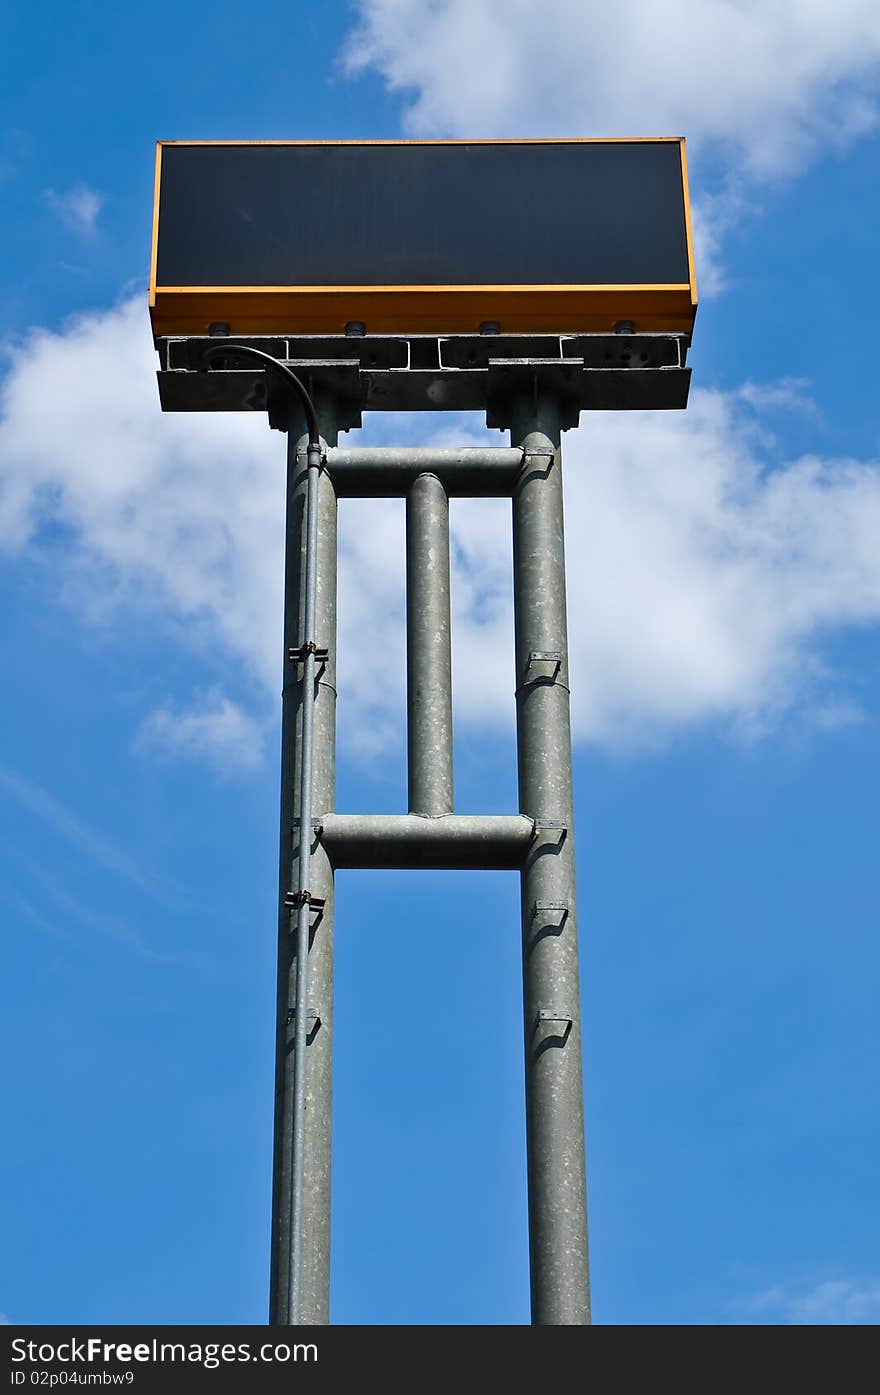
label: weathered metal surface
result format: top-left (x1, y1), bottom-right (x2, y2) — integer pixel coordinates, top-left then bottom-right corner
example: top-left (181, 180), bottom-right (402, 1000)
top-left (406, 474), bottom-right (454, 816)
top-left (319, 814), bottom-right (535, 870)
top-left (510, 393), bottom-right (591, 1325)
top-left (270, 397), bottom-right (338, 1327)
top-left (327, 446), bottom-right (524, 499)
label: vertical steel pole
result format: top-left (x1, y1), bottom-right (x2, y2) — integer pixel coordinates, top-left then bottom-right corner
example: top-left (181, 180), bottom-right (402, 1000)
top-left (406, 472), bottom-right (454, 816)
top-left (511, 391), bottom-right (590, 1324)
top-left (270, 394), bottom-right (338, 1325)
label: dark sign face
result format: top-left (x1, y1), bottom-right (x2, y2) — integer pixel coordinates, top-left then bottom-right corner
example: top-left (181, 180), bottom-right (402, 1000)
top-left (150, 140), bottom-right (696, 338)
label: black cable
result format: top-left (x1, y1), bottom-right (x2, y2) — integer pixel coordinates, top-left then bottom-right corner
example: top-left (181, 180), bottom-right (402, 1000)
top-left (201, 342), bottom-right (320, 447)
top-left (203, 336), bottom-right (322, 1319)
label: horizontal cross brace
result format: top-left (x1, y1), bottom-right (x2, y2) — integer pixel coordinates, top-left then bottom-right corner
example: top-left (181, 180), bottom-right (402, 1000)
top-left (318, 813), bottom-right (535, 870)
top-left (324, 446), bottom-right (525, 498)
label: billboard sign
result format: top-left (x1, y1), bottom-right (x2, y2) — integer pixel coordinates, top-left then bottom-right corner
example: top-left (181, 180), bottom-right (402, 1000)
top-left (150, 139), bottom-right (697, 339)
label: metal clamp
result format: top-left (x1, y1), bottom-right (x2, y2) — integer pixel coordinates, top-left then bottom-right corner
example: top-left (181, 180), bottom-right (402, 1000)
top-left (530, 823), bottom-right (568, 847)
top-left (288, 641), bottom-right (330, 665)
top-left (284, 890), bottom-right (326, 912)
top-left (510, 438), bottom-right (557, 471)
top-left (295, 439), bottom-right (332, 465)
top-left (532, 1008), bottom-right (573, 1042)
top-left (286, 1006), bottom-right (322, 1033)
top-left (524, 649), bottom-right (562, 679)
top-left (530, 899), bottom-right (569, 923)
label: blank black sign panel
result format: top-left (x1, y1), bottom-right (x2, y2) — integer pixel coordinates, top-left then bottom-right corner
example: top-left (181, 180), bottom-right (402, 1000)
top-left (157, 141), bottom-right (689, 287)
top-left (150, 140), bottom-right (697, 337)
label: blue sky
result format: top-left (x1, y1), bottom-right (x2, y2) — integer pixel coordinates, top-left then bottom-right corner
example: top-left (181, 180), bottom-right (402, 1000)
top-left (1, 0), bottom-right (880, 1326)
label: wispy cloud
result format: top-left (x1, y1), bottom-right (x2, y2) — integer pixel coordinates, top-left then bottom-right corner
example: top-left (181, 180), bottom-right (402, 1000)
top-left (0, 763), bottom-right (152, 890)
top-left (135, 689), bottom-right (265, 772)
top-left (746, 1278), bottom-right (880, 1325)
top-left (32, 875), bottom-right (172, 962)
top-left (45, 182), bottom-right (103, 235)
top-left (2, 888), bottom-right (74, 945)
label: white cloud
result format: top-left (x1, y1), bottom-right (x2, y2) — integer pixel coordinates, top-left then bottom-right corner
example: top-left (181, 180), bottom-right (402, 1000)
top-left (2, 298), bottom-right (880, 758)
top-left (342, 1), bottom-right (880, 291)
top-left (688, 183), bottom-right (748, 298)
top-left (344, 1), bottom-right (880, 176)
top-left (447, 394), bottom-right (880, 745)
top-left (749, 1278), bottom-right (880, 1325)
top-left (135, 690), bottom-right (265, 771)
top-left (0, 297), bottom-right (284, 691)
top-left (45, 182), bottom-right (103, 235)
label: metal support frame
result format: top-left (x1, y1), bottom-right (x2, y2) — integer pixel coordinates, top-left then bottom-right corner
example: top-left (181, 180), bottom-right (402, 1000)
top-left (511, 394), bottom-right (590, 1324)
top-left (270, 394), bottom-right (339, 1326)
top-left (264, 396), bottom-right (590, 1325)
top-left (180, 341), bottom-right (656, 1327)
top-left (157, 330), bottom-right (691, 420)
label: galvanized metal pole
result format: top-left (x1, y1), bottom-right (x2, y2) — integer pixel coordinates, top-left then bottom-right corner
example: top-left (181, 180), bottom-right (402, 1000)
top-left (406, 473), bottom-right (454, 815)
top-left (270, 394), bottom-right (338, 1325)
top-left (320, 813), bottom-right (533, 869)
top-left (328, 446), bottom-right (524, 498)
top-left (510, 391), bottom-right (591, 1324)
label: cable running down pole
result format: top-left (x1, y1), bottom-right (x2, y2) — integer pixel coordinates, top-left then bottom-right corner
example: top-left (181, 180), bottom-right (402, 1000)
top-left (204, 344), bottom-right (322, 1323)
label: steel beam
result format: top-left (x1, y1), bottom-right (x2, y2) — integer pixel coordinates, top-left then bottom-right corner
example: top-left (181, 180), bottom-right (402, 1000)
top-left (407, 473), bottom-right (454, 815)
top-left (510, 392), bottom-right (591, 1324)
top-left (319, 814), bottom-right (534, 870)
top-left (270, 394), bottom-right (338, 1326)
top-left (157, 332), bottom-right (692, 416)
